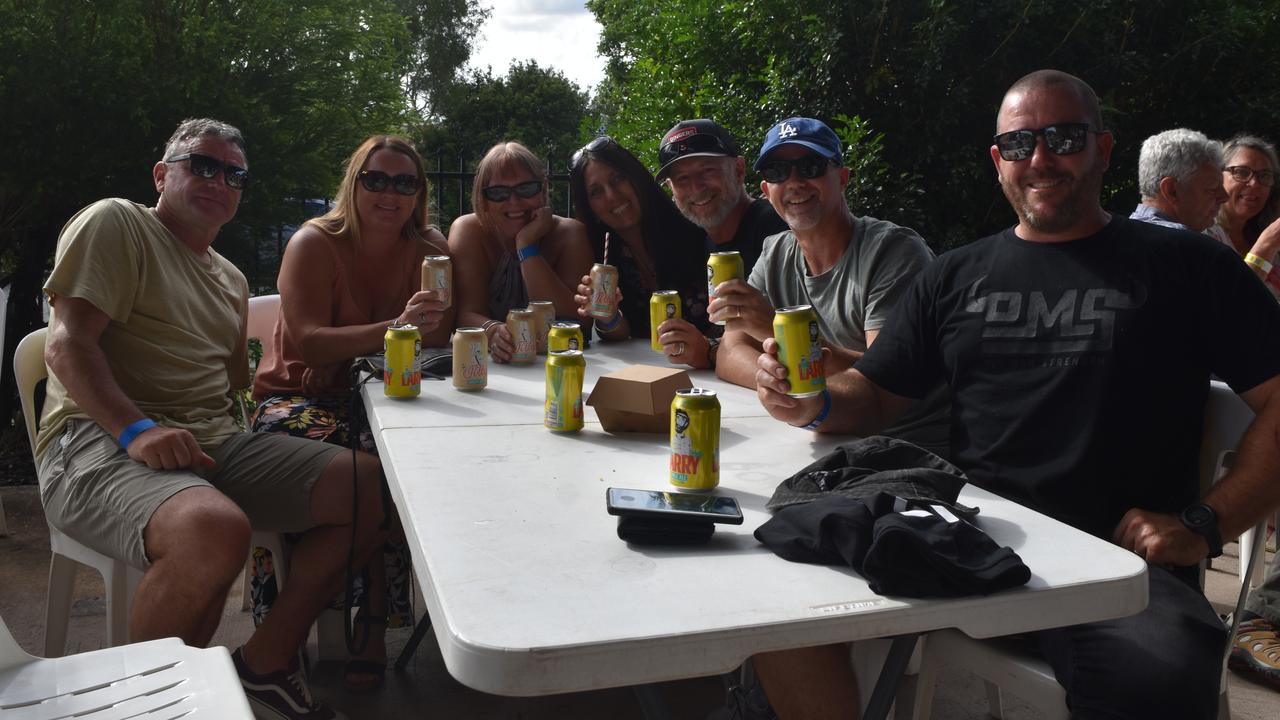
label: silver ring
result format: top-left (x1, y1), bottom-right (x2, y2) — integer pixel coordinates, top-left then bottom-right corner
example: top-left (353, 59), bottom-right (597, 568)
top-left (676, 342), bottom-right (686, 355)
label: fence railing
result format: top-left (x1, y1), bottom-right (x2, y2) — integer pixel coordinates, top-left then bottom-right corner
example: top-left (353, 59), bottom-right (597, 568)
top-left (424, 149), bottom-right (575, 233)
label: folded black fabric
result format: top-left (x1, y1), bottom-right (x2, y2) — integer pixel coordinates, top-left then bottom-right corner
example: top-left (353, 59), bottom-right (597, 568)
top-left (617, 515), bottom-right (715, 545)
top-left (767, 436), bottom-right (977, 518)
top-left (754, 492), bottom-right (1030, 597)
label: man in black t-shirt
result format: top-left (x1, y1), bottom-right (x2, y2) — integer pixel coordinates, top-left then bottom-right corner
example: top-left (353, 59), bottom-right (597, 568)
top-left (746, 70), bottom-right (1280, 720)
top-left (656, 119), bottom-right (788, 275)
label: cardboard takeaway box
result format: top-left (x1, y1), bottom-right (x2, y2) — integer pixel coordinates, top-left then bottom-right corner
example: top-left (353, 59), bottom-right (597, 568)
top-left (587, 364), bottom-right (692, 433)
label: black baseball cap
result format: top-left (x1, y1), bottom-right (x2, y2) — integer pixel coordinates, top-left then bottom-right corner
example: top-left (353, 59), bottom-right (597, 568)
top-left (656, 119), bottom-right (741, 182)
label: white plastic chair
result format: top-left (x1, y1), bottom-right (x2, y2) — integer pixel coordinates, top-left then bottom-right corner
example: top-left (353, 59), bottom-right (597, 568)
top-left (14, 328), bottom-right (143, 657)
top-left (910, 380), bottom-right (1265, 720)
top-left (0, 609), bottom-right (252, 719)
top-left (238, 295), bottom-right (347, 660)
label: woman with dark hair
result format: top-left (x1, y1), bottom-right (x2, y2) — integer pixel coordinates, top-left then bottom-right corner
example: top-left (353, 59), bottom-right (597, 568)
top-left (1208, 134), bottom-right (1280, 301)
top-left (251, 134), bottom-right (450, 693)
top-left (448, 141), bottom-right (593, 362)
top-left (569, 137), bottom-right (719, 368)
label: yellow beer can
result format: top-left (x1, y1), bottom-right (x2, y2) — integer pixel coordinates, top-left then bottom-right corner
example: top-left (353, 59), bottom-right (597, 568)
top-left (670, 388), bottom-right (720, 491)
top-left (383, 324), bottom-right (422, 398)
top-left (451, 327), bottom-right (488, 391)
top-left (649, 290), bottom-right (681, 352)
top-left (707, 251), bottom-right (744, 326)
top-left (773, 305), bottom-right (825, 398)
top-left (544, 350), bottom-right (585, 432)
top-left (421, 255), bottom-right (453, 309)
top-left (548, 321), bottom-right (585, 353)
top-left (507, 308), bottom-right (537, 364)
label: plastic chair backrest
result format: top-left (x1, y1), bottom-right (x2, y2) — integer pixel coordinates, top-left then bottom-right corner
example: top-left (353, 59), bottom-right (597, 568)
top-left (14, 328), bottom-right (48, 456)
top-left (247, 294), bottom-right (280, 360)
top-left (0, 609), bottom-right (32, 671)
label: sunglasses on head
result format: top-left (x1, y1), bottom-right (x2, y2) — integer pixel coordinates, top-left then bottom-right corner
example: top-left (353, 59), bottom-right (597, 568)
top-left (165, 153), bottom-right (250, 190)
top-left (759, 155), bottom-right (837, 184)
top-left (481, 180), bottom-right (543, 203)
top-left (1225, 165), bottom-right (1276, 187)
top-left (358, 170), bottom-right (420, 196)
top-left (993, 123), bottom-right (1099, 162)
top-left (571, 136), bottom-right (618, 169)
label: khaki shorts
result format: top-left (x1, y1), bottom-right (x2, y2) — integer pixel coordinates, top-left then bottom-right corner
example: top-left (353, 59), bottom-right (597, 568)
top-left (39, 419), bottom-right (345, 569)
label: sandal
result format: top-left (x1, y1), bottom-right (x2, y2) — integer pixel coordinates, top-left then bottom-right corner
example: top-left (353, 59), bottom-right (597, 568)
top-left (343, 612), bottom-right (388, 693)
top-left (1229, 615), bottom-right (1280, 691)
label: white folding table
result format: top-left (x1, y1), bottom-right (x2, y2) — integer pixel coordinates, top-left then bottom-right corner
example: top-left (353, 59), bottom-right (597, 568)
top-left (362, 340), bottom-right (1148, 718)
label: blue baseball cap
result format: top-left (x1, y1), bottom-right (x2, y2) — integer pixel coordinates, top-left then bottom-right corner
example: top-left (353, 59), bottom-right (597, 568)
top-left (753, 117), bottom-right (843, 170)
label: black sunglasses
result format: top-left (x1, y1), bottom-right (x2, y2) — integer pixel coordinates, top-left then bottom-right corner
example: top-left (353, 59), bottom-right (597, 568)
top-left (759, 155), bottom-right (837, 184)
top-left (993, 123), bottom-right (1100, 162)
top-left (358, 170), bottom-right (420, 196)
top-left (571, 136), bottom-right (618, 169)
top-left (165, 153), bottom-right (250, 190)
top-left (481, 180), bottom-right (543, 203)
top-left (1225, 165), bottom-right (1276, 187)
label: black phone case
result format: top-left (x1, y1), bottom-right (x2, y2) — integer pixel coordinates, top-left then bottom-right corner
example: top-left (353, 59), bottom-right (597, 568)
top-left (616, 515), bottom-right (716, 545)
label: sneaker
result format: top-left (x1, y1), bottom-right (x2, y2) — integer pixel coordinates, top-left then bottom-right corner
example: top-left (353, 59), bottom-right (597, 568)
top-left (232, 647), bottom-right (349, 720)
top-left (1229, 614), bottom-right (1280, 692)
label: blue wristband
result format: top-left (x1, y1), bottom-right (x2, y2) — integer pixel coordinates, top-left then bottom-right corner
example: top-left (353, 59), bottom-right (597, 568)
top-left (118, 418), bottom-right (157, 449)
top-left (596, 310), bottom-right (623, 333)
top-left (801, 389), bottom-right (832, 431)
top-left (517, 244), bottom-right (540, 262)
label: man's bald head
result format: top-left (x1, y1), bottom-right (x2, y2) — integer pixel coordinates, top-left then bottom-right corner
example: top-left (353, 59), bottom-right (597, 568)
top-left (998, 70), bottom-right (1105, 132)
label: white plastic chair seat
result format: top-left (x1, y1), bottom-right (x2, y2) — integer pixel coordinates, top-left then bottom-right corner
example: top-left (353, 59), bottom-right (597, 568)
top-left (0, 620), bottom-right (252, 719)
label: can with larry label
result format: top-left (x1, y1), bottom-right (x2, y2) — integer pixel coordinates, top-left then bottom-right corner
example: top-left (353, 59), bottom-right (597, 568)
top-left (506, 308), bottom-right (537, 364)
top-left (451, 327), bottom-right (488, 391)
top-left (544, 350), bottom-right (585, 432)
top-left (383, 324), bottom-right (422, 398)
top-left (670, 388), bottom-right (720, 491)
top-left (548, 321), bottom-right (584, 352)
top-left (773, 305), bottom-right (825, 398)
top-left (707, 251), bottom-right (744, 325)
top-left (649, 290), bottom-right (681, 352)
top-left (589, 263), bottom-right (620, 320)
top-left (421, 255), bottom-right (453, 309)
top-left (527, 300), bottom-right (555, 355)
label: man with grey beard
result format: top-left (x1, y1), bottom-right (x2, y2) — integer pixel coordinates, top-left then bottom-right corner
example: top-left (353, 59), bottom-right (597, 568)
top-left (656, 119), bottom-right (787, 274)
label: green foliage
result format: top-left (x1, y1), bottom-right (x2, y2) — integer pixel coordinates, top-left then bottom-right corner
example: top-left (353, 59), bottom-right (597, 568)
top-left (588, 0), bottom-right (1280, 251)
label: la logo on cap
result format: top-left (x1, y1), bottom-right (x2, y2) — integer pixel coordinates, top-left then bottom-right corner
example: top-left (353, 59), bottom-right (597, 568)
top-left (778, 122), bottom-right (798, 139)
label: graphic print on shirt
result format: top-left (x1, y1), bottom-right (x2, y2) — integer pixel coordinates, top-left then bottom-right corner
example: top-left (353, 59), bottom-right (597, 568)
top-left (962, 274), bottom-right (1145, 365)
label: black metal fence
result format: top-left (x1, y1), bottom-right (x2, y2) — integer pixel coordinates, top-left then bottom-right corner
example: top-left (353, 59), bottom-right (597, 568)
top-left (423, 149), bottom-right (575, 233)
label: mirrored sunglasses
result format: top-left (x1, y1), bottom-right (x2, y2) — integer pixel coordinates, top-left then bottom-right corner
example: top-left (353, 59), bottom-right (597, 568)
top-left (759, 155), bottom-right (835, 184)
top-left (1225, 165), bottom-right (1276, 187)
top-left (571, 136), bottom-right (618, 169)
top-left (994, 123), bottom-right (1096, 162)
top-left (165, 153), bottom-right (250, 190)
top-left (481, 180), bottom-right (543, 203)
top-left (358, 170), bottom-right (420, 196)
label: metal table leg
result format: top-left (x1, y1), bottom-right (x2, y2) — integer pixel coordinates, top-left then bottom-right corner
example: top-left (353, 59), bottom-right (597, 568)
top-left (862, 633), bottom-right (921, 720)
top-left (633, 683), bottom-right (674, 720)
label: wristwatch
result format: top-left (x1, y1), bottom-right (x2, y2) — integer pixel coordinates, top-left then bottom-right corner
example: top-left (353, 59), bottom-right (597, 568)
top-left (706, 336), bottom-right (721, 368)
top-left (1179, 503), bottom-right (1223, 559)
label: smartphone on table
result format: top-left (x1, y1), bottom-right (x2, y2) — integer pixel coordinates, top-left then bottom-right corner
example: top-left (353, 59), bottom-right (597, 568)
top-left (605, 487), bottom-right (744, 525)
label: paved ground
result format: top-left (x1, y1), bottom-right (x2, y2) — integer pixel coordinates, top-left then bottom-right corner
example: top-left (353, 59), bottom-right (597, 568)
top-left (2, 483), bottom-right (1278, 719)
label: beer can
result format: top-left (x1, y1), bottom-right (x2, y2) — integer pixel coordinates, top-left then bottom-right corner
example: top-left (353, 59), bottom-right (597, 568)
top-left (506, 308), bottom-right (537, 364)
top-left (670, 388), bottom-right (720, 491)
top-left (589, 263), bottom-right (620, 320)
top-left (451, 327), bottom-right (488, 391)
top-left (649, 290), bottom-right (681, 352)
top-left (383, 324), bottom-right (422, 398)
top-left (421, 255), bottom-right (453, 309)
top-left (773, 305), bottom-right (826, 398)
top-left (707, 251), bottom-right (744, 325)
top-left (548, 321), bottom-right (584, 353)
top-left (528, 300), bottom-right (555, 355)
top-left (544, 350), bottom-right (585, 432)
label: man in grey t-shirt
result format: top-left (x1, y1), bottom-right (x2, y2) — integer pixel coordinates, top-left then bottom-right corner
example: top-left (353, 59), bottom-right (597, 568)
top-left (711, 116), bottom-right (949, 455)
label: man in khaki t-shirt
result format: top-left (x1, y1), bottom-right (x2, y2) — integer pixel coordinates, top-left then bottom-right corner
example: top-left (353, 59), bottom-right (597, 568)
top-left (39, 118), bottom-right (380, 720)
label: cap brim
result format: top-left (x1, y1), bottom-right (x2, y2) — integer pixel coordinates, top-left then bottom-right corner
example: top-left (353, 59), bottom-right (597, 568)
top-left (753, 140), bottom-right (841, 170)
top-left (655, 151), bottom-right (733, 181)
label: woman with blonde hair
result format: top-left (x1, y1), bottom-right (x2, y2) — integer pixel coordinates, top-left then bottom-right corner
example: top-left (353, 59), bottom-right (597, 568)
top-left (448, 141), bottom-right (594, 361)
top-left (251, 134), bottom-right (452, 692)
